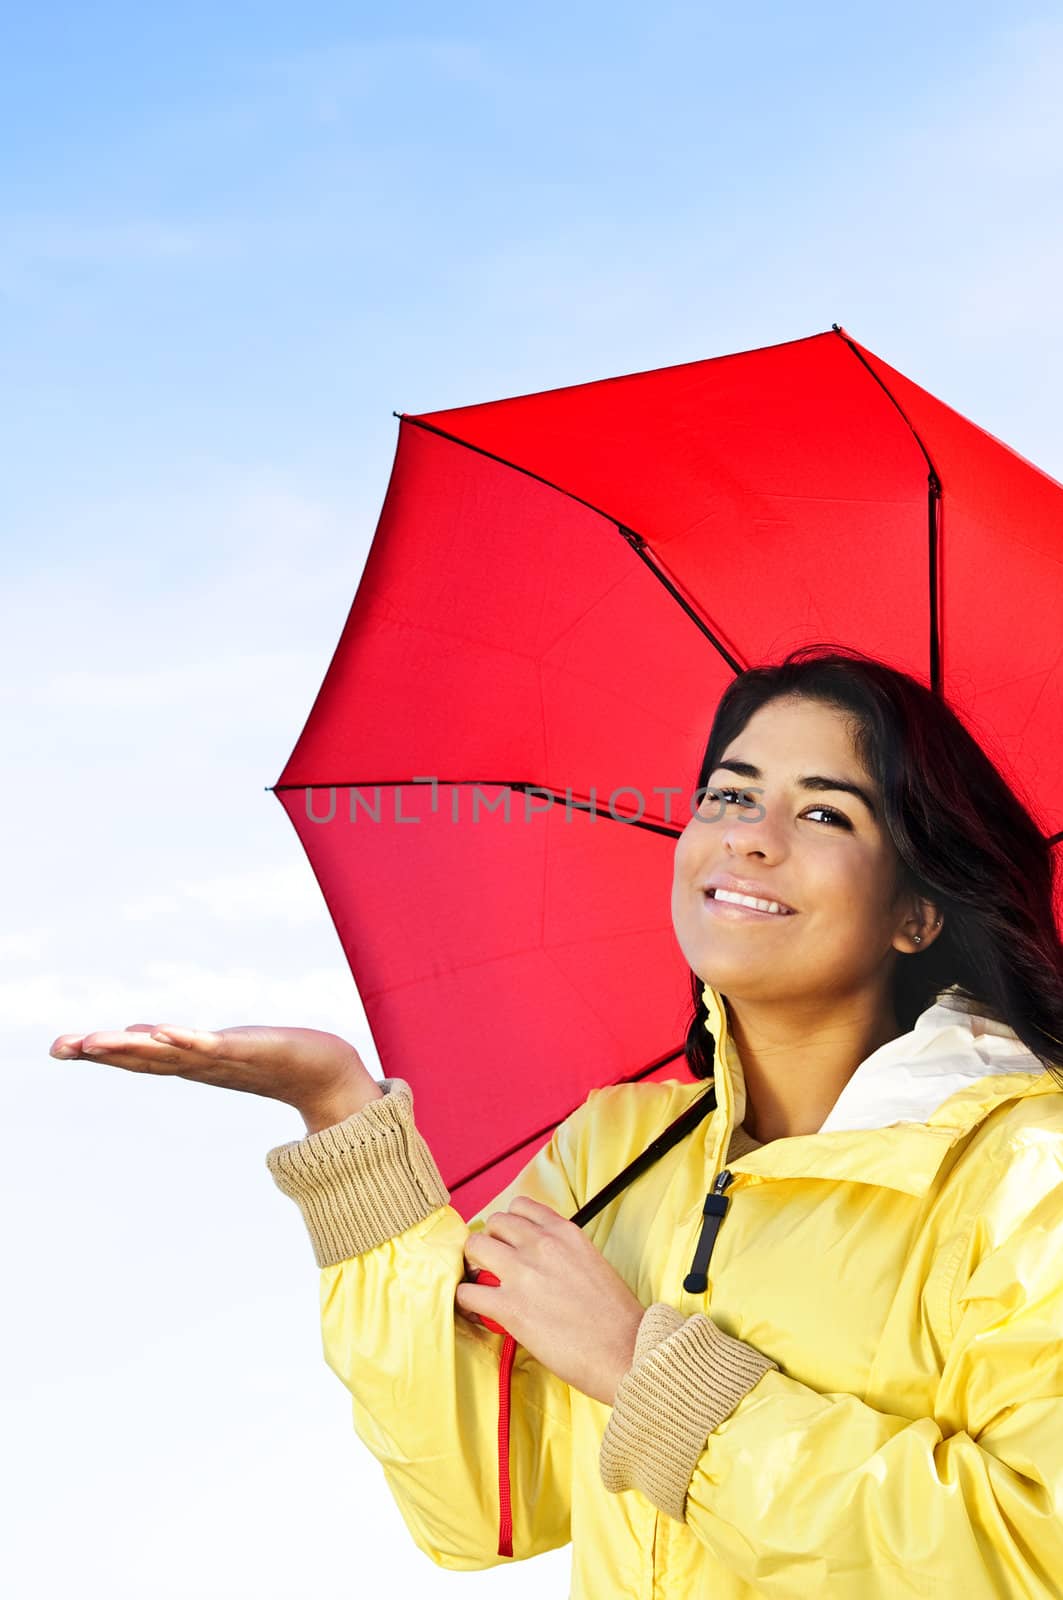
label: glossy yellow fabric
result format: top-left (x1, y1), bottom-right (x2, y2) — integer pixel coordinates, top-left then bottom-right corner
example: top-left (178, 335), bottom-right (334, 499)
top-left (317, 987), bottom-right (1063, 1597)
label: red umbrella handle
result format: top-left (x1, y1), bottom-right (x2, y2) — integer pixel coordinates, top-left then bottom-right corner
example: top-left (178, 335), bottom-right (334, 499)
top-left (468, 1267), bottom-right (508, 1335)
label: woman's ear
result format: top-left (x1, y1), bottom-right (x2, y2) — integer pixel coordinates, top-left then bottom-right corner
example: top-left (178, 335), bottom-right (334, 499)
top-left (895, 895), bottom-right (944, 954)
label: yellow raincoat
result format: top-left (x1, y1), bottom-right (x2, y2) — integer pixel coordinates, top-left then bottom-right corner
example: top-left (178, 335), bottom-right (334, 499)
top-left (266, 985), bottom-right (1063, 1597)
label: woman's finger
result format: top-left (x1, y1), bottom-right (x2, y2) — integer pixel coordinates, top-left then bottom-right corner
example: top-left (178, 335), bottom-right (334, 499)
top-left (454, 1281), bottom-right (491, 1323)
top-left (49, 1034), bottom-right (84, 1058)
top-left (479, 1210), bottom-right (541, 1248)
top-left (150, 1026), bottom-right (222, 1052)
top-left (66, 1030), bottom-right (198, 1069)
top-left (83, 1030), bottom-right (172, 1051)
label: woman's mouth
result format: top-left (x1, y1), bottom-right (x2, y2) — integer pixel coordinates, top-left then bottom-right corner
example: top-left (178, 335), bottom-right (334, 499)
top-left (702, 887), bottom-right (797, 920)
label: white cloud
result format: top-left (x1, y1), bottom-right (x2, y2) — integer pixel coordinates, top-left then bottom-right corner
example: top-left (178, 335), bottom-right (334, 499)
top-left (121, 862), bottom-right (325, 925)
top-left (7, 961), bottom-right (367, 1036)
top-left (0, 928), bottom-right (51, 959)
top-left (119, 893), bottom-right (185, 921)
top-left (20, 649), bottom-right (320, 711)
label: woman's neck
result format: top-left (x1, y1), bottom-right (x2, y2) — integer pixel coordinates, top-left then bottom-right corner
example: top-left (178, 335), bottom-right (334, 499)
top-left (725, 989), bottom-right (901, 1142)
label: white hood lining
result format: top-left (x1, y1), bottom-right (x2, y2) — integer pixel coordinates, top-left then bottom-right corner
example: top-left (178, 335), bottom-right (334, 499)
top-left (816, 986), bottom-right (1045, 1135)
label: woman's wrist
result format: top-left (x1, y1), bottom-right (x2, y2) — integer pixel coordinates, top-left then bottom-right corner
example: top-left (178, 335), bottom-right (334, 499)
top-left (298, 1078), bottom-right (386, 1134)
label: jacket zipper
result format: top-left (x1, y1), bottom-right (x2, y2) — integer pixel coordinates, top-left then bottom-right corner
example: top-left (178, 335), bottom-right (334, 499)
top-left (495, 1333), bottom-right (516, 1558)
top-left (683, 1168), bottom-right (735, 1294)
top-left (468, 1267), bottom-right (518, 1558)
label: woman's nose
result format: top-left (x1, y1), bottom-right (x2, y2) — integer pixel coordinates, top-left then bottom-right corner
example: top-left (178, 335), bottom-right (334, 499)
top-left (720, 800), bottom-right (784, 859)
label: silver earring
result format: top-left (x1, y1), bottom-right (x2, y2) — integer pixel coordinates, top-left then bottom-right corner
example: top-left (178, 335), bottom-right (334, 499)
top-left (913, 934), bottom-right (923, 945)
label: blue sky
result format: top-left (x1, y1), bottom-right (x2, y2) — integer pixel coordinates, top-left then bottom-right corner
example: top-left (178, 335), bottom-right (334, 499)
top-left (8, 0), bottom-right (1063, 560)
top-left (5, 5), bottom-right (1063, 1596)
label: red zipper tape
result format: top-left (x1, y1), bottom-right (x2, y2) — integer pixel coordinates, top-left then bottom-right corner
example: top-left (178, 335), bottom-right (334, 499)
top-left (468, 1267), bottom-right (515, 1556)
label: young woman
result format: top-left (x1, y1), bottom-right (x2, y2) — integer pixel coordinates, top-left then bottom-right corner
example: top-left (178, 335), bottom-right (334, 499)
top-left (51, 647), bottom-right (1063, 1598)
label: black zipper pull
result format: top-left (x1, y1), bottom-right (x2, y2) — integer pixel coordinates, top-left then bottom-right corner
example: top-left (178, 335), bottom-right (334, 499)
top-left (683, 1169), bottom-right (734, 1294)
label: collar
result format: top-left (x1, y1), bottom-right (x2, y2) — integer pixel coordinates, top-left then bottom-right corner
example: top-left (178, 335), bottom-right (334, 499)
top-left (700, 983), bottom-right (1055, 1197)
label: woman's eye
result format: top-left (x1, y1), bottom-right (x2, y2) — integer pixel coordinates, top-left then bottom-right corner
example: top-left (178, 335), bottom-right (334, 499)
top-left (717, 786), bottom-right (756, 808)
top-left (803, 806), bottom-right (852, 830)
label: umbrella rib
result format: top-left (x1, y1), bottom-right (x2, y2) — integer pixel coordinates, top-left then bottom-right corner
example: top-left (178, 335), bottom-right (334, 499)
top-left (831, 326), bottom-right (943, 694)
top-left (445, 1047), bottom-right (689, 1196)
top-left (615, 524), bottom-right (745, 672)
top-left (396, 413), bottom-right (747, 677)
top-left (267, 779), bottom-right (685, 837)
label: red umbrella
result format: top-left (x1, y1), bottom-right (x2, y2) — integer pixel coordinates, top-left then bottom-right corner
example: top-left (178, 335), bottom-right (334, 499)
top-left (270, 324), bottom-right (1063, 1222)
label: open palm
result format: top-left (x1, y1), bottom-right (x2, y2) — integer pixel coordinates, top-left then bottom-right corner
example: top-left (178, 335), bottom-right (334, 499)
top-left (48, 1022), bottom-right (378, 1122)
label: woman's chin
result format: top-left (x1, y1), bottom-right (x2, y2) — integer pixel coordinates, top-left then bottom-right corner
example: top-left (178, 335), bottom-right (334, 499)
top-left (687, 947), bottom-right (783, 998)
top-left (688, 956), bottom-right (746, 992)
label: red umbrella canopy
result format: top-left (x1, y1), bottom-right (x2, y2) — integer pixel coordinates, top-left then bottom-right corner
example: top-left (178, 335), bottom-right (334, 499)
top-left (272, 326), bottom-right (1063, 1219)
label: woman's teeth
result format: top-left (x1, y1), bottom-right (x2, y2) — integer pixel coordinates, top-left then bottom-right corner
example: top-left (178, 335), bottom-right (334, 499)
top-left (709, 888), bottom-right (792, 915)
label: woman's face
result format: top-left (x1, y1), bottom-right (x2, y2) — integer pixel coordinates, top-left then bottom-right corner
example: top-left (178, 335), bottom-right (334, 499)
top-left (672, 694), bottom-right (915, 1007)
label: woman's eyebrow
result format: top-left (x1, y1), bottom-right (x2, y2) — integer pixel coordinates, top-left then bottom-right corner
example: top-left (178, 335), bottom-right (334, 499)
top-left (712, 758), bottom-right (879, 820)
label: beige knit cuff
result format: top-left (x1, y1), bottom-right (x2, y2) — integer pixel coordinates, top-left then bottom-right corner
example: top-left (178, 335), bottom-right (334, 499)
top-left (599, 1302), bottom-right (779, 1521)
top-left (264, 1078), bottom-right (451, 1268)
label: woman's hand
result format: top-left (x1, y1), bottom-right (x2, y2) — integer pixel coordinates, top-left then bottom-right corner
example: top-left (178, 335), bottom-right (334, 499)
top-left (47, 1024), bottom-right (383, 1131)
top-left (456, 1196), bottom-right (646, 1407)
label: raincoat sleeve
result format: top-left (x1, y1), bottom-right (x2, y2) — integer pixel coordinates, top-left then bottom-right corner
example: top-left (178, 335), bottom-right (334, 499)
top-left (600, 1169), bottom-right (1063, 1597)
top-left (265, 1077), bottom-right (583, 1571)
